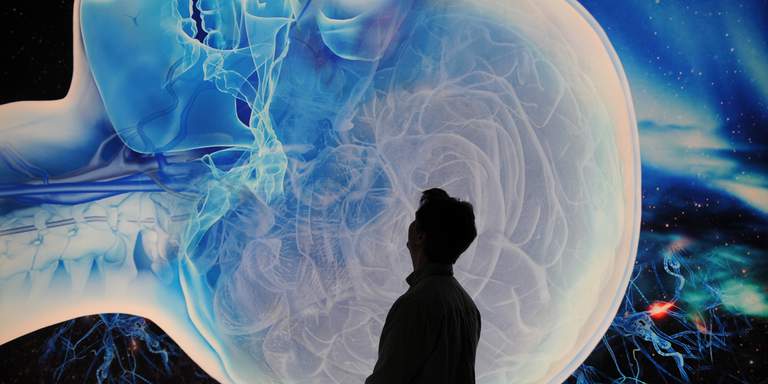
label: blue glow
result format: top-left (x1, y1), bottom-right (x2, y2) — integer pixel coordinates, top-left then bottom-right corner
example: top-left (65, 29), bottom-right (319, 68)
top-left (42, 314), bottom-right (174, 384)
top-left (566, 1), bottom-right (768, 378)
top-left (572, 234), bottom-right (758, 383)
top-left (0, 0), bottom-right (641, 383)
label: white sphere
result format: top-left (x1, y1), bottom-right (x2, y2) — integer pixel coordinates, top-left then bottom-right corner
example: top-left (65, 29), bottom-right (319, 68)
top-left (209, 0), bottom-right (641, 382)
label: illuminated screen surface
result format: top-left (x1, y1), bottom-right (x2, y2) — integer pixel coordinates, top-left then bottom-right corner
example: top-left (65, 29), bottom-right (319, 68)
top-left (0, 0), bottom-right (640, 383)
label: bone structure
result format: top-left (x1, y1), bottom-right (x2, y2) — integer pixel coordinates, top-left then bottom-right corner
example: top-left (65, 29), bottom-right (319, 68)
top-left (0, 0), bottom-right (641, 383)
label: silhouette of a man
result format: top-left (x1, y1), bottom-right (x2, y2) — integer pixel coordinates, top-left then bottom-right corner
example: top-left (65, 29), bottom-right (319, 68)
top-left (366, 188), bottom-right (481, 384)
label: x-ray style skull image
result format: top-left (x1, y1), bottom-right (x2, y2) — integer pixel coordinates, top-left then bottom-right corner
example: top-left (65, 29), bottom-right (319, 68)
top-left (0, 0), bottom-right (640, 382)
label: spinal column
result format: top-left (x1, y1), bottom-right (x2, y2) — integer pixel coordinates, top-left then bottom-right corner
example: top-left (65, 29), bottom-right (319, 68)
top-left (0, 192), bottom-right (188, 308)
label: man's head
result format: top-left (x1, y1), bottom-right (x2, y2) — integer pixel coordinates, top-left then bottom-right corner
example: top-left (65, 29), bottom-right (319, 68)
top-left (407, 188), bottom-right (477, 265)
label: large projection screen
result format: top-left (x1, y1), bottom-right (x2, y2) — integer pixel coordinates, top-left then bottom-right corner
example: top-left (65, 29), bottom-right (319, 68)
top-left (0, 0), bottom-right (640, 383)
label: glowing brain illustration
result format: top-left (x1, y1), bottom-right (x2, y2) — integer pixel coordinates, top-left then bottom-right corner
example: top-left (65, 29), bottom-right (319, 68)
top-left (0, 0), bottom-right (640, 383)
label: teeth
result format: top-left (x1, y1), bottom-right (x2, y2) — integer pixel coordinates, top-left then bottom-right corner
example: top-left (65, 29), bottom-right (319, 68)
top-left (196, 0), bottom-right (219, 12)
top-left (198, 0), bottom-right (222, 38)
top-left (64, 256), bottom-right (94, 293)
top-left (201, 12), bottom-right (222, 32)
top-left (29, 261), bottom-right (57, 298)
top-left (181, 18), bottom-right (198, 38)
top-left (197, 0), bottom-right (242, 50)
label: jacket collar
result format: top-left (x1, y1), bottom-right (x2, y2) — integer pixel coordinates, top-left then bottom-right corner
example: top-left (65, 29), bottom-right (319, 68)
top-left (406, 262), bottom-right (453, 287)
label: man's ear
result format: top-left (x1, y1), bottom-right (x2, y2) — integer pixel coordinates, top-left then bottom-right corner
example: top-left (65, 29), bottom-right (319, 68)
top-left (414, 229), bottom-right (426, 244)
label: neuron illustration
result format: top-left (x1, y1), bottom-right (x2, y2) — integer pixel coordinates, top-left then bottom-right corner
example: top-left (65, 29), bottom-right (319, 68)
top-left (572, 234), bottom-right (762, 383)
top-left (0, 0), bottom-right (640, 383)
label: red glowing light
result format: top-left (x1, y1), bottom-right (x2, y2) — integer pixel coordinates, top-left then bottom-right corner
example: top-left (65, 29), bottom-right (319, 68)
top-left (691, 313), bottom-right (709, 334)
top-left (648, 301), bottom-right (674, 319)
top-left (694, 319), bottom-right (708, 334)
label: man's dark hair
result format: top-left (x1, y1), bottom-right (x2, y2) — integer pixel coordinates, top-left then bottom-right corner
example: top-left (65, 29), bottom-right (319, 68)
top-left (414, 188), bottom-right (477, 264)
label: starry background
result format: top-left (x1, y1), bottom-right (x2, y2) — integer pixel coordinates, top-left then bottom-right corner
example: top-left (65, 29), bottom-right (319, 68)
top-left (1, 1), bottom-right (767, 383)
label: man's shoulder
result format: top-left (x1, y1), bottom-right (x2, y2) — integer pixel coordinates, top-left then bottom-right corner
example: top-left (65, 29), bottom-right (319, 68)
top-left (397, 284), bottom-right (443, 312)
top-left (405, 276), bottom-right (474, 307)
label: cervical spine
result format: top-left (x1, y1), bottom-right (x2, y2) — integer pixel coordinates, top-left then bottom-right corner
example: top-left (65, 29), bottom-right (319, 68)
top-left (0, 192), bottom-right (188, 297)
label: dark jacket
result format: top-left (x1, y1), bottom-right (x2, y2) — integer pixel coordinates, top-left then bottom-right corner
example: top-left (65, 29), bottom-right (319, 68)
top-left (365, 262), bottom-right (482, 384)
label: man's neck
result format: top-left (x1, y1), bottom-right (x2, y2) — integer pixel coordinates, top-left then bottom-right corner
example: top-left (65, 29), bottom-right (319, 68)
top-left (411, 251), bottom-right (428, 272)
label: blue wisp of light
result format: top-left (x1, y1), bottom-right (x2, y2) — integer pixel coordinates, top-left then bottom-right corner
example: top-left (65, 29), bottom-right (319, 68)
top-left (42, 314), bottom-right (175, 384)
top-left (572, 234), bottom-right (754, 383)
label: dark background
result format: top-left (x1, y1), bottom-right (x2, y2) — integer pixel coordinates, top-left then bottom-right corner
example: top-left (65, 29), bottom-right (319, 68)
top-left (2, 1), bottom-right (767, 383)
